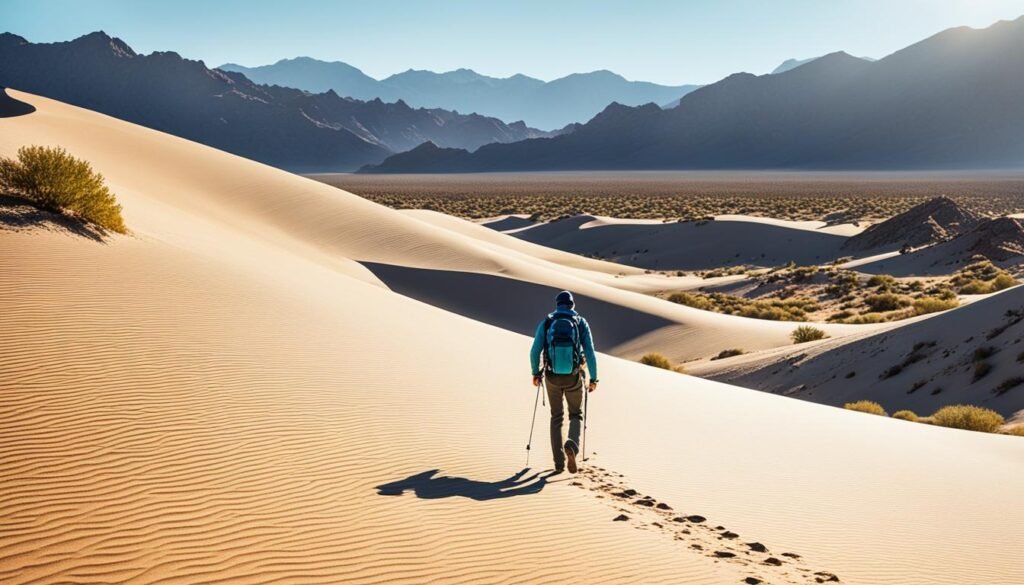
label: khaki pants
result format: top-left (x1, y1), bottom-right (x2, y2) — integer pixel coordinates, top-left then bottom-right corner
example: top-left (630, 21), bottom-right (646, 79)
top-left (545, 371), bottom-right (584, 468)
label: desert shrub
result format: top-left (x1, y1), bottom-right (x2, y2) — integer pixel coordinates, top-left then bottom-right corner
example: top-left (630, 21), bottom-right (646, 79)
top-left (1002, 426), bottom-right (1024, 437)
top-left (0, 145), bottom-right (126, 233)
top-left (864, 293), bottom-right (911, 312)
top-left (972, 361), bottom-right (993, 382)
top-left (892, 410), bottom-right (919, 422)
top-left (931, 405), bottom-right (1004, 433)
top-left (866, 274), bottom-right (895, 289)
top-left (711, 349), bottom-right (745, 360)
top-left (667, 292), bottom-right (714, 311)
top-left (912, 296), bottom-right (959, 315)
top-left (842, 312), bottom-right (887, 324)
top-left (640, 353), bottom-right (673, 370)
top-left (791, 325), bottom-right (826, 343)
top-left (843, 400), bottom-right (887, 416)
top-left (994, 377), bottom-right (1024, 397)
top-left (953, 260), bottom-right (1020, 294)
top-left (973, 346), bottom-right (998, 360)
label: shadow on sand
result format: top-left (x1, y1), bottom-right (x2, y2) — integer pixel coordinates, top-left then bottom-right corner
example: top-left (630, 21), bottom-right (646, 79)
top-left (0, 195), bottom-right (107, 241)
top-left (376, 468), bottom-right (554, 501)
top-left (0, 87), bottom-right (36, 118)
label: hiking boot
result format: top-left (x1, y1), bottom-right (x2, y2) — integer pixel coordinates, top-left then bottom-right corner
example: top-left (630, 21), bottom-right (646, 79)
top-left (564, 442), bottom-right (578, 474)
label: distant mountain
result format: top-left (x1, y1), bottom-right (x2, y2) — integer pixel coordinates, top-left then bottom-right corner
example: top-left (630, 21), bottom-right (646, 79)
top-left (771, 57), bottom-right (819, 74)
top-left (771, 55), bottom-right (875, 74)
top-left (0, 33), bottom-right (552, 171)
top-left (220, 60), bottom-right (699, 130)
top-left (363, 17), bottom-right (1024, 173)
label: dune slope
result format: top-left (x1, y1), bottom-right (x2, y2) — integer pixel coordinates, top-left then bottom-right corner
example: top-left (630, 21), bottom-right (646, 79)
top-left (2, 90), bottom-right (1024, 585)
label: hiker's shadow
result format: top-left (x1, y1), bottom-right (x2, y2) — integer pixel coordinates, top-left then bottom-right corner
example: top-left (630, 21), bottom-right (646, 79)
top-left (376, 468), bottom-right (554, 501)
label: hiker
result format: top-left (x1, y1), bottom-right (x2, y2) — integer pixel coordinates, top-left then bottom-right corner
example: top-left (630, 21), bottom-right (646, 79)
top-left (529, 290), bottom-right (598, 473)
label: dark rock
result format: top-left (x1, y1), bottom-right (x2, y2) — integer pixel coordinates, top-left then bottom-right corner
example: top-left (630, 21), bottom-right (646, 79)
top-left (613, 514), bottom-right (629, 521)
top-left (633, 499), bottom-right (655, 507)
top-left (686, 515), bottom-right (707, 523)
top-left (744, 578), bottom-right (763, 585)
top-left (655, 502), bottom-right (673, 510)
top-left (714, 551), bottom-right (737, 558)
top-left (721, 531), bottom-right (739, 539)
top-left (763, 557), bottom-right (783, 566)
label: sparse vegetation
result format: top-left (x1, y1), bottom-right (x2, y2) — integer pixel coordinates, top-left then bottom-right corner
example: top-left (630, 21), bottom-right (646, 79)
top-left (640, 352), bottom-right (673, 370)
top-left (864, 293), bottom-right (910, 312)
top-left (0, 145), bottom-right (127, 234)
top-left (951, 259), bottom-right (1019, 295)
top-left (843, 400), bottom-right (887, 416)
top-left (892, 410), bottom-right (919, 422)
top-left (1003, 426), bottom-right (1024, 437)
top-left (667, 291), bottom-right (818, 321)
top-left (711, 349), bottom-right (745, 360)
top-left (912, 296), bottom-right (959, 315)
top-left (972, 360), bottom-right (993, 382)
top-left (994, 377), bottom-right (1024, 397)
top-left (317, 173), bottom-right (1024, 223)
top-left (931, 405), bottom-right (1005, 433)
top-left (791, 325), bottom-right (827, 344)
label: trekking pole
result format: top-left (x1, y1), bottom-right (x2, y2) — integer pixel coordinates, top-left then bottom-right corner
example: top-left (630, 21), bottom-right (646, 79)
top-left (581, 374), bottom-right (589, 462)
top-left (526, 379), bottom-right (542, 467)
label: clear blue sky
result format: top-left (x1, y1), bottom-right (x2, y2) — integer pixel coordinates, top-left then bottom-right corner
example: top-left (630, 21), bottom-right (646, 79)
top-left (3, 0), bottom-right (1023, 84)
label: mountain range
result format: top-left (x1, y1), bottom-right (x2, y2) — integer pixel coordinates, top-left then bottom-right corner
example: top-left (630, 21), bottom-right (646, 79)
top-left (362, 16), bottom-right (1024, 173)
top-left (220, 59), bottom-right (700, 130)
top-left (0, 32), bottom-right (555, 171)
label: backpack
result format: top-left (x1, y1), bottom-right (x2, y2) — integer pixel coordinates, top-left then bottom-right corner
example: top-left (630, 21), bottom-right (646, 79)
top-left (544, 313), bottom-right (583, 375)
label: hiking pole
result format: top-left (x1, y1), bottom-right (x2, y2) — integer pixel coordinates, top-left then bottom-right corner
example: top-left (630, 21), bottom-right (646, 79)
top-left (581, 374), bottom-right (589, 462)
top-left (526, 379), bottom-right (542, 467)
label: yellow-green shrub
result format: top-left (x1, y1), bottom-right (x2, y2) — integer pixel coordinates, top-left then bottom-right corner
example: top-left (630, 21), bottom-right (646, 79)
top-left (640, 353), bottom-right (673, 370)
top-left (0, 145), bottom-right (126, 233)
top-left (892, 410), bottom-right (918, 421)
top-left (912, 296), bottom-right (959, 315)
top-left (791, 325), bottom-right (827, 344)
top-left (843, 400), bottom-right (888, 416)
top-left (931, 405), bottom-right (1004, 433)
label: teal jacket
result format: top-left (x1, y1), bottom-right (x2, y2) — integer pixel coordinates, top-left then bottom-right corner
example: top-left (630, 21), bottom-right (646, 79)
top-left (530, 306), bottom-right (598, 380)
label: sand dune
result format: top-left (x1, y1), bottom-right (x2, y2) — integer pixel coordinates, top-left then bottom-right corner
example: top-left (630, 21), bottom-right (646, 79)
top-left (2, 90), bottom-right (1024, 585)
top-left (496, 214), bottom-right (854, 270)
top-left (693, 284), bottom-right (1024, 418)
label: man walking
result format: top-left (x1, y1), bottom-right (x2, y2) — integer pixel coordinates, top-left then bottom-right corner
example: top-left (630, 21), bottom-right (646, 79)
top-left (529, 291), bottom-right (598, 473)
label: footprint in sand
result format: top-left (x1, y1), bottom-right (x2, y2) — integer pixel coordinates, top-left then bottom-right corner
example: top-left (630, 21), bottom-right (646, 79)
top-left (577, 464), bottom-right (842, 584)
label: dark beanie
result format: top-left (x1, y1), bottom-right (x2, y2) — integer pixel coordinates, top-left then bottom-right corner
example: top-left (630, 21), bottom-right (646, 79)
top-left (555, 290), bottom-right (575, 308)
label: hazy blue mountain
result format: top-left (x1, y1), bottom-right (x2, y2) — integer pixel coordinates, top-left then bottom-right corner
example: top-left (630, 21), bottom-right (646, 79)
top-left (0, 32), bottom-right (553, 171)
top-left (771, 54), bottom-right (875, 74)
top-left (362, 17), bottom-right (1024, 173)
top-left (221, 57), bottom-right (401, 101)
top-left (221, 59), bottom-right (699, 129)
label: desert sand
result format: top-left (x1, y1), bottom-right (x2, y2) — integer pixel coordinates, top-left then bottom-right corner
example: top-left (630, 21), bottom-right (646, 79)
top-left (2, 90), bottom-right (1024, 585)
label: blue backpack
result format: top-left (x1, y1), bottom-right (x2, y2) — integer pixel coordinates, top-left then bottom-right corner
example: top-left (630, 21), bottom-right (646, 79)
top-left (544, 313), bottom-right (583, 375)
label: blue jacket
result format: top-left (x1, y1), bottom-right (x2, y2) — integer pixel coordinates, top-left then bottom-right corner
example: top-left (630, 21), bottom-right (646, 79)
top-left (530, 306), bottom-right (598, 380)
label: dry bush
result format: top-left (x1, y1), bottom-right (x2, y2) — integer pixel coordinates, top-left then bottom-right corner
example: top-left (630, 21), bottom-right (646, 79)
top-left (843, 400), bottom-right (888, 416)
top-left (912, 296), bottom-right (959, 315)
top-left (711, 349), bottom-right (745, 360)
top-left (0, 145), bottom-right (126, 234)
top-left (640, 353), bottom-right (673, 370)
top-left (1002, 426), bottom-right (1024, 437)
top-left (864, 293), bottom-right (911, 312)
top-left (892, 410), bottom-right (919, 421)
top-left (791, 325), bottom-right (827, 344)
top-left (931, 405), bottom-right (1004, 433)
